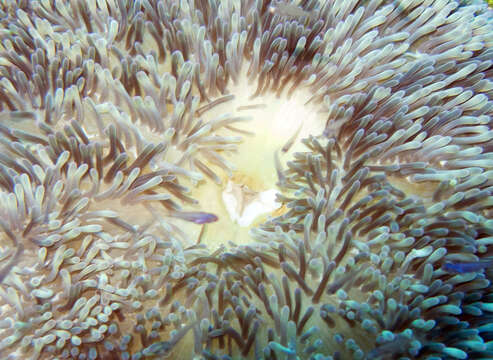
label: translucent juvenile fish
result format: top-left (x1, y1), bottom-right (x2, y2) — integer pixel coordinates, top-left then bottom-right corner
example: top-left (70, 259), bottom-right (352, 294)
top-left (443, 260), bottom-right (493, 273)
top-left (171, 211), bottom-right (219, 224)
top-left (0, 221), bottom-right (22, 284)
top-left (281, 123), bottom-right (303, 153)
top-left (0, 251), bottom-right (17, 283)
top-left (141, 322), bottom-right (197, 357)
top-left (274, 150), bottom-right (286, 186)
top-left (367, 335), bottom-right (411, 359)
top-left (269, 1), bottom-right (315, 19)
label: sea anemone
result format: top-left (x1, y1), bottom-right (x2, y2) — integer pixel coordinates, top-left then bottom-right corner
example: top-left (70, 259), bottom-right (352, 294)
top-left (0, 0), bottom-right (493, 359)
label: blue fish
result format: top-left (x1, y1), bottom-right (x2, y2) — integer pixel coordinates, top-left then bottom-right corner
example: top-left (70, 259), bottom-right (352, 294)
top-left (172, 211), bottom-right (219, 224)
top-left (443, 260), bottom-right (493, 274)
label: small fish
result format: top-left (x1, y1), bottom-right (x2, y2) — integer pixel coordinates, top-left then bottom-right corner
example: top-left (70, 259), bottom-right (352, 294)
top-left (0, 253), bottom-right (16, 284)
top-left (274, 150), bottom-right (286, 186)
top-left (367, 334), bottom-right (411, 359)
top-left (141, 322), bottom-right (197, 357)
top-left (172, 211), bottom-right (219, 224)
top-left (0, 235), bottom-right (23, 284)
top-left (443, 260), bottom-right (493, 274)
top-left (281, 123), bottom-right (303, 153)
top-left (269, 1), bottom-right (315, 19)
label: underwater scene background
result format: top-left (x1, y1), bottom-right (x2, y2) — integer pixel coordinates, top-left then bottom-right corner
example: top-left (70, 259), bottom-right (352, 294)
top-left (0, 0), bottom-right (493, 359)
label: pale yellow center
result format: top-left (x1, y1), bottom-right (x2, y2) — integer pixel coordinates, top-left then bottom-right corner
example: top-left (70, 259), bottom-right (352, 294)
top-left (182, 70), bottom-right (326, 250)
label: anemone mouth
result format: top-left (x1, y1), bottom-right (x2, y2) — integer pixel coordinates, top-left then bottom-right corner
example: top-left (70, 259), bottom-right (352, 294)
top-left (180, 67), bottom-right (329, 250)
top-left (0, 1), bottom-right (493, 360)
